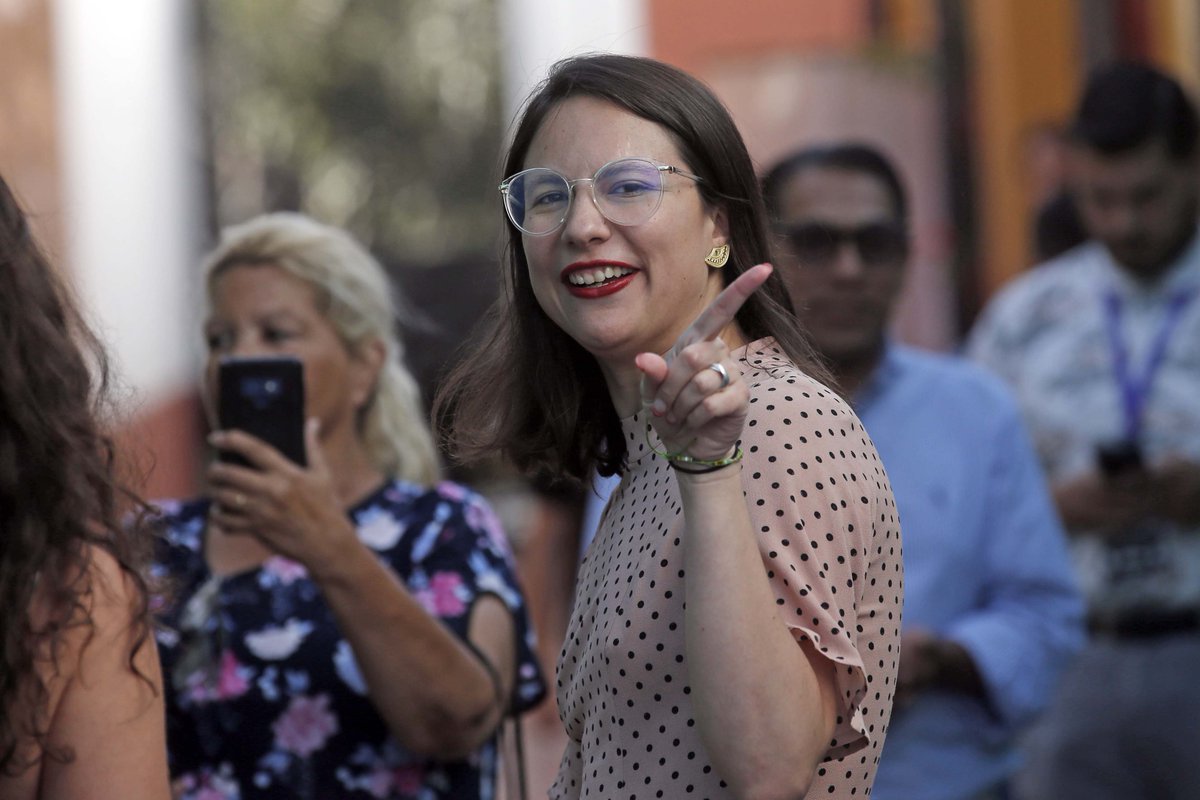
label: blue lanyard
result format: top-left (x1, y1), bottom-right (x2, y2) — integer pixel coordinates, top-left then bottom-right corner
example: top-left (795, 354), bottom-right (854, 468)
top-left (1102, 287), bottom-right (1195, 441)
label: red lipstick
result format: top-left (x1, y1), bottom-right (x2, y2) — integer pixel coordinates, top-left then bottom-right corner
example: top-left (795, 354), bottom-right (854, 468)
top-left (561, 260), bottom-right (640, 299)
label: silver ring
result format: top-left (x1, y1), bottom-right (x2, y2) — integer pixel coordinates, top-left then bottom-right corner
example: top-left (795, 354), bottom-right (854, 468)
top-left (707, 362), bottom-right (730, 389)
top-left (233, 492), bottom-right (246, 510)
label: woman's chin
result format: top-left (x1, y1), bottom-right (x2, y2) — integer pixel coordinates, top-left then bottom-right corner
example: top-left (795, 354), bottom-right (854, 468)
top-left (572, 328), bottom-right (642, 364)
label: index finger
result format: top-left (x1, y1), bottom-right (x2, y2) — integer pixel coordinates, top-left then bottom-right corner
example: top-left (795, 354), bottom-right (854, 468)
top-left (685, 262), bottom-right (773, 344)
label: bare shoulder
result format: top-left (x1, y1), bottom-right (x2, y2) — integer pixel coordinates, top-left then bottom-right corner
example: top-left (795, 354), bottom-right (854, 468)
top-left (45, 542), bottom-right (169, 797)
top-left (30, 544), bottom-right (148, 678)
top-left (81, 544), bottom-right (145, 639)
top-left (0, 544), bottom-right (168, 800)
top-left (45, 545), bottom-right (168, 798)
top-left (55, 544), bottom-right (159, 715)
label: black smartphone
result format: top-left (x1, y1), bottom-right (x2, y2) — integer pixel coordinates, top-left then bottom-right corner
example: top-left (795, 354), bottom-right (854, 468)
top-left (217, 355), bottom-right (307, 468)
top-left (1096, 439), bottom-right (1143, 477)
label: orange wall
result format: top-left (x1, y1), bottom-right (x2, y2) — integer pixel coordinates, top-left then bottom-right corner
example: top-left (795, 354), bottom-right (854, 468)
top-left (966, 0), bottom-right (1080, 297)
top-left (965, 0), bottom-right (1200, 302)
top-left (646, 0), bottom-right (958, 349)
top-left (1145, 0), bottom-right (1200, 91)
top-left (649, 0), bottom-right (872, 73)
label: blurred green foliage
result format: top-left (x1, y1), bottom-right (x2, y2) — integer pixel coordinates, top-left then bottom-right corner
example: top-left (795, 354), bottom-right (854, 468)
top-left (201, 0), bottom-right (505, 265)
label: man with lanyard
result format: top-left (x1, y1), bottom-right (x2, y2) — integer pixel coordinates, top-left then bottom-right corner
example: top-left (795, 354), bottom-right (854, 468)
top-left (968, 61), bottom-right (1200, 799)
top-left (761, 143), bottom-right (1084, 800)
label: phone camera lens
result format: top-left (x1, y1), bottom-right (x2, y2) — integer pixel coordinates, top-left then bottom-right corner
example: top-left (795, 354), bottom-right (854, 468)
top-left (239, 376), bottom-right (282, 409)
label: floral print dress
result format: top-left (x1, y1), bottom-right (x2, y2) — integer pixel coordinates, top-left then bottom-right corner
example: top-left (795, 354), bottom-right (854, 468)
top-left (153, 479), bottom-right (546, 800)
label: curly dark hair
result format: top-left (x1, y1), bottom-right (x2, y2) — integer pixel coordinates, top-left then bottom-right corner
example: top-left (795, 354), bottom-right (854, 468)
top-left (434, 54), bottom-right (832, 485)
top-left (0, 175), bottom-right (154, 775)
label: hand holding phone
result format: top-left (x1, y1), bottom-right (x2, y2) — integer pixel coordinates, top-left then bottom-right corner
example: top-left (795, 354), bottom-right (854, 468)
top-left (217, 356), bottom-right (307, 468)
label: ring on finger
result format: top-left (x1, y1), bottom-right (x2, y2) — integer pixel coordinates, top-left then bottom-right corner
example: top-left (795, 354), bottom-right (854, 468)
top-left (707, 362), bottom-right (731, 389)
top-left (233, 492), bottom-right (246, 510)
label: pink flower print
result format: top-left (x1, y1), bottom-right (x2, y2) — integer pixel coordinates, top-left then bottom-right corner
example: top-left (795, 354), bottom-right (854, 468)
top-left (393, 765), bottom-right (424, 795)
top-left (415, 571), bottom-right (467, 616)
top-left (186, 650), bottom-right (252, 704)
top-left (272, 694), bottom-right (339, 757)
top-left (436, 481), bottom-right (467, 501)
top-left (465, 499), bottom-right (509, 550)
top-left (217, 649), bottom-right (251, 699)
top-left (263, 556), bottom-right (308, 585)
top-left (193, 787), bottom-right (235, 800)
top-left (172, 764), bottom-right (240, 800)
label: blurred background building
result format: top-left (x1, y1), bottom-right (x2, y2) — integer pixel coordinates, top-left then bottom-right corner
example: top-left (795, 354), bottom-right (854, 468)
top-left (2, 0), bottom-right (1198, 499)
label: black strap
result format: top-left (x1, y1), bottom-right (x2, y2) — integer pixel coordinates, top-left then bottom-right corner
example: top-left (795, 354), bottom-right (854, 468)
top-left (496, 713), bottom-right (529, 800)
top-left (461, 637), bottom-right (527, 800)
top-left (461, 637), bottom-right (506, 712)
top-left (514, 713), bottom-right (528, 800)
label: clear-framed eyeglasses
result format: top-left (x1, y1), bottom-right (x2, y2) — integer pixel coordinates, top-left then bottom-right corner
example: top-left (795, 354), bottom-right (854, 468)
top-left (499, 157), bottom-right (704, 236)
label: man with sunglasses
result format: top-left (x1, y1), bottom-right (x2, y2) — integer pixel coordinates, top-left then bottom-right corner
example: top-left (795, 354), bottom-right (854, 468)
top-left (968, 63), bottom-right (1200, 800)
top-left (762, 143), bottom-right (1083, 800)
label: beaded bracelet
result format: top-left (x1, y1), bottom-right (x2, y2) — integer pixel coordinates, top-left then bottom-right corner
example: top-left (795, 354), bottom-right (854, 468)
top-left (668, 451), bottom-right (744, 474)
top-left (644, 424), bottom-right (744, 472)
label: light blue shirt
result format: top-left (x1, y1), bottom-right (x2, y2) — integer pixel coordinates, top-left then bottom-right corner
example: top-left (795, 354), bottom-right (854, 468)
top-left (578, 471), bottom-right (620, 559)
top-left (859, 345), bottom-right (1085, 800)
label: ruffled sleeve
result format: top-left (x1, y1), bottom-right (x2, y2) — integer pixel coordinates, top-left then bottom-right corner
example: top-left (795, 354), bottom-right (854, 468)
top-left (737, 347), bottom-right (903, 761)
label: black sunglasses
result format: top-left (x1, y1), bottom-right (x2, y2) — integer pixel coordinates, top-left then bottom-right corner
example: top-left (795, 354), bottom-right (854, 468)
top-left (777, 221), bottom-right (908, 267)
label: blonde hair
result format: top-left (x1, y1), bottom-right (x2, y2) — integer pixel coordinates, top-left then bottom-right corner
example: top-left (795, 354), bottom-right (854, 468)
top-left (202, 212), bottom-right (440, 485)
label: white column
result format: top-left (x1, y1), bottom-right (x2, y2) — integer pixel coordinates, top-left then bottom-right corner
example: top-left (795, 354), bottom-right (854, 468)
top-left (497, 0), bottom-right (649, 130)
top-left (53, 0), bottom-right (203, 407)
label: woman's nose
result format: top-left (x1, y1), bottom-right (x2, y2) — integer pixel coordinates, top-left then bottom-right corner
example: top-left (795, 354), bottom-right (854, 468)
top-left (227, 333), bottom-right (267, 358)
top-left (561, 181), bottom-right (611, 245)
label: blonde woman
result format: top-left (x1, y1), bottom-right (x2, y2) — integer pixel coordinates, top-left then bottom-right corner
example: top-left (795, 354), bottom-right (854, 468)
top-left (154, 213), bottom-right (544, 799)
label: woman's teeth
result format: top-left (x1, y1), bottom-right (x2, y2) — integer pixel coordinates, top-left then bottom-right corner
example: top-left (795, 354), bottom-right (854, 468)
top-left (568, 266), bottom-right (635, 286)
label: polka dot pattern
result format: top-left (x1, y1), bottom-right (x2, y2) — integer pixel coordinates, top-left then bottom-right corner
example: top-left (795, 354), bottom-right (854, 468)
top-left (550, 339), bottom-right (903, 799)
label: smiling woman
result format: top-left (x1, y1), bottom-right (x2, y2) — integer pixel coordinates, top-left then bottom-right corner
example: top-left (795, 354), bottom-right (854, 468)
top-left (516, 97), bottom-right (723, 368)
top-left (435, 54), bottom-right (903, 800)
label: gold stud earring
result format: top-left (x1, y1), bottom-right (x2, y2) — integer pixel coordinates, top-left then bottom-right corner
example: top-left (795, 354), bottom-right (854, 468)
top-left (704, 243), bottom-right (730, 268)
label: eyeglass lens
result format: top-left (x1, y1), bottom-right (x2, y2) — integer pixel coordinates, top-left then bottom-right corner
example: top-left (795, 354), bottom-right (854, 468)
top-left (504, 158), bottom-right (666, 235)
top-left (783, 222), bottom-right (907, 266)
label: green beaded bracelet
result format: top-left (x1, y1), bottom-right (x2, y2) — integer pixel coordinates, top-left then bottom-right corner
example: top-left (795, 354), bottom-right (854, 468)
top-left (644, 424), bottom-right (744, 470)
top-left (667, 446), bottom-right (743, 469)
top-left (668, 452), bottom-right (744, 474)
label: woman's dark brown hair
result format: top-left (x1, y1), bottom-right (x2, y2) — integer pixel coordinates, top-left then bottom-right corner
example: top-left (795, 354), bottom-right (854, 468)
top-left (0, 175), bottom-right (153, 774)
top-left (434, 53), bottom-right (831, 484)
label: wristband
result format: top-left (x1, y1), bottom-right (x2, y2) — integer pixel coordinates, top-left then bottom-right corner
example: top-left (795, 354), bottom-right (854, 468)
top-left (645, 424), bottom-right (743, 471)
top-left (668, 453), bottom-right (743, 474)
